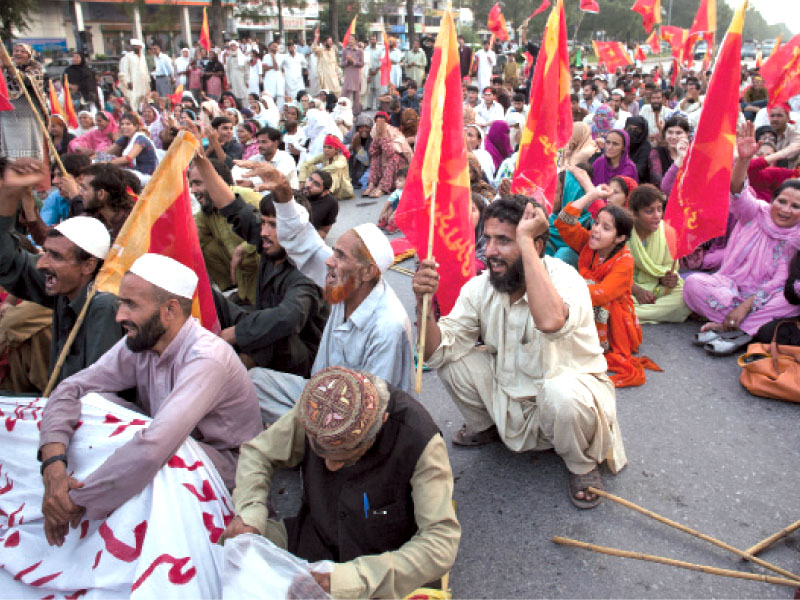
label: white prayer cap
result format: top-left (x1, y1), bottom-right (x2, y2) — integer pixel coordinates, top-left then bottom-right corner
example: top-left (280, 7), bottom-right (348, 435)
top-left (130, 39), bottom-right (143, 47)
top-left (229, 40), bottom-right (239, 47)
top-left (54, 216), bottom-right (110, 260)
top-left (610, 88), bottom-right (625, 97)
top-left (353, 224), bottom-right (394, 274)
top-left (129, 253), bottom-right (198, 299)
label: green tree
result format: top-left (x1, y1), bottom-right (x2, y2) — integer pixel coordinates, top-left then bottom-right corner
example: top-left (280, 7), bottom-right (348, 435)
top-left (0, 0), bottom-right (38, 46)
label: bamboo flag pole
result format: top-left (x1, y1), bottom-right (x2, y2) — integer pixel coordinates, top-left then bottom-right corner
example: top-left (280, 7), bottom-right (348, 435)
top-left (415, 181), bottom-right (437, 394)
top-left (587, 487), bottom-right (800, 583)
top-left (0, 41), bottom-right (66, 176)
top-left (552, 537), bottom-right (800, 589)
top-left (42, 284), bottom-right (97, 397)
top-left (745, 520), bottom-right (800, 558)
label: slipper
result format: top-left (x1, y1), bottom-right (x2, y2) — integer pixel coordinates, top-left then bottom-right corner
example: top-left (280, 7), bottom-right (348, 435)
top-left (569, 468), bottom-right (603, 509)
top-left (693, 328), bottom-right (743, 347)
top-left (704, 332), bottom-right (753, 356)
top-left (451, 423), bottom-right (500, 447)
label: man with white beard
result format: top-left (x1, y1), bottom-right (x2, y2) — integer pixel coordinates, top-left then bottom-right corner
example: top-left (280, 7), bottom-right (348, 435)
top-left (118, 39), bottom-right (150, 111)
top-left (225, 41), bottom-right (250, 105)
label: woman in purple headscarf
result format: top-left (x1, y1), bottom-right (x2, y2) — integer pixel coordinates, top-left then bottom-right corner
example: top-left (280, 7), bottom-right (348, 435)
top-left (591, 128), bottom-right (639, 186)
top-left (484, 120), bottom-right (513, 171)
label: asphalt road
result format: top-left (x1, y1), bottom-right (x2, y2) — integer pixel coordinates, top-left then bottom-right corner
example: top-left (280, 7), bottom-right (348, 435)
top-left (272, 189), bottom-right (800, 598)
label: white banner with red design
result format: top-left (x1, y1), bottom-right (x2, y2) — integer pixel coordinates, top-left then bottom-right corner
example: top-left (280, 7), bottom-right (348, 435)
top-left (0, 394), bottom-right (231, 599)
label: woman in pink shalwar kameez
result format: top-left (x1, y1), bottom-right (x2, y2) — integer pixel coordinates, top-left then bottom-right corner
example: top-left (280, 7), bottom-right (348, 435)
top-left (684, 123), bottom-right (800, 355)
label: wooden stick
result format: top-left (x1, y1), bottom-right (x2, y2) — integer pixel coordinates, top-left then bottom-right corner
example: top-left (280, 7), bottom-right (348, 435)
top-left (0, 41), bottom-right (66, 176)
top-left (664, 258), bottom-right (678, 295)
top-left (552, 536), bottom-right (800, 589)
top-left (42, 285), bottom-right (97, 396)
top-left (745, 520), bottom-right (800, 558)
top-left (389, 265), bottom-right (415, 277)
top-left (415, 182), bottom-right (437, 394)
top-left (587, 487), bottom-right (800, 583)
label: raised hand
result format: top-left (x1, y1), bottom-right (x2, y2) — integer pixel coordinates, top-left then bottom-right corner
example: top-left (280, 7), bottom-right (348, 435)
top-left (736, 121), bottom-right (758, 160)
top-left (516, 202), bottom-right (549, 244)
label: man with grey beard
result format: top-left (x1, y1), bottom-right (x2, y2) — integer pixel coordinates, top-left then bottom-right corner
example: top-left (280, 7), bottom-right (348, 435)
top-left (412, 195), bottom-right (627, 510)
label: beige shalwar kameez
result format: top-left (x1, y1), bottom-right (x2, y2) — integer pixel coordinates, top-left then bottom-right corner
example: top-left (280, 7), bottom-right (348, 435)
top-left (313, 44), bottom-right (341, 95)
top-left (427, 259), bottom-right (627, 476)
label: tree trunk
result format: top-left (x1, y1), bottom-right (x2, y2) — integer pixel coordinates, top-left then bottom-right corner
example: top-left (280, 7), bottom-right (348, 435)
top-left (277, 0), bottom-right (284, 41)
top-left (406, 0), bottom-right (415, 46)
top-left (330, 0), bottom-right (338, 42)
top-left (210, 0), bottom-right (224, 47)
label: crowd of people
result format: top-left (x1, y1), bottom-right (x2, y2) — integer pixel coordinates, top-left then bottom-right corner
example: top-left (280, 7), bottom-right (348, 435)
top-left (0, 27), bottom-right (797, 598)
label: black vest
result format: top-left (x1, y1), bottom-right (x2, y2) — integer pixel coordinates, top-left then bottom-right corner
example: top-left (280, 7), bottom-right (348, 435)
top-left (286, 387), bottom-right (441, 563)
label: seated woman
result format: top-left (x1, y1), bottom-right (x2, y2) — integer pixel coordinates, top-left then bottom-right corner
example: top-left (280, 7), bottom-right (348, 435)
top-left (684, 124), bottom-right (800, 355)
top-left (364, 112), bottom-right (412, 198)
top-left (649, 116), bottom-right (690, 189)
top-left (752, 250), bottom-right (800, 346)
top-left (68, 110), bottom-right (117, 154)
top-left (332, 96), bottom-right (353, 136)
top-left (48, 114), bottom-right (75, 156)
top-left (141, 104), bottom-right (165, 150)
top-left (625, 116), bottom-right (652, 184)
top-left (74, 110), bottom-right (95, 137)
top-left (484, 120), bottom-right (513, 173)
top-left (108, 112), bottom-right (158, 176)
top-left (400, 108), bottom-right (419, 148)
top-left (347, 114), bottom-right (372, 188)
top-left (559, 122), bottom-right (599, 169)
top-left (628, 184), bottom-right (691, 323)
top-left (556, 183), bottom-right (660, 387)
top-left (298, 134), bottom-right (354, 200)
top-left (746, 139), bottom-right (800, 201)
top-left (237, 120), bottom-right (259, 160)
top-left (591, 129), bottom-right (639, 186)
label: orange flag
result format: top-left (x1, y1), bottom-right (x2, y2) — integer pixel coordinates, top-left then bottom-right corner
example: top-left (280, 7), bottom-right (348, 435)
top-left (342, 14), bottom-right (358, 47)
top-left (199, 7), bottom-right (211, 52)
top-left (631, 0), bottom-right (661, 33)
top-left (593, 41), bottom-right (633, 71)
top-left (511, 0), bottom-right (572, 213)
top-left (380, 26), bottom-right (391, 87)
top-left (661, 25), bottom-right (688, 62)
top-left (762, 34), bottom-right (800, 106)
top-left (96, 131), bottom-right (220, 333)
top-left (394, 7), bottom-right (472, 315)
top-left (685, 0), bottom-right (716, 61)
top-left (663, 0), bottom-right (747, 261)
top-left (62, 75), bottom-right (79, 129)
top-left (487, 3), bottom-right (509, 41)
top-left (634, 44), bottom-right (647, 62)
top-left (48, 80), bottom-right (65, 120)
top-left (646, 29), bottom-right (661, 54)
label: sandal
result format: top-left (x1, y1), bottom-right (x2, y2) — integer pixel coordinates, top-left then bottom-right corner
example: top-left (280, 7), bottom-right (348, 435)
top-left (704, 332), bottom-right (753, 356)
top-left (568, 468), bottom-right (603, 509)
top-left (693, 328), bottom-right (743, 347)
top-left (369, 189), bottom-right (385, 198)
top-left (451, 423), bottom-right (500, 447)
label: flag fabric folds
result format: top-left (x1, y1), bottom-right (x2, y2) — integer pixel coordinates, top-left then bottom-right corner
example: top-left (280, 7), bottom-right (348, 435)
top-left (663, 0), bottom-right (747, 261)
top-left (0, 69), bottom-right (12, 111)
top-left (631, 0), bottom-right (661, 33)
top-left (580, 0), bottom-right (600, 13)
top-left (634, 44), bottom-right (647, 62)
top-left (646, 29), bottom-right (661, 54)
top-left (762, 34), bottom-right (800, 106)
top-left (199, 7), bottom-right (211, 52)
top-left (394, 7), bottom-right (473, 316)
top-left (511, 0), bottom-right (572, 214)
top-left (661, 25), bottom-right (688, 62)
top-left (685, 0), bottom-right (716, 61)
top-left (48, 80), bottom-right (64, 120)
top-left (380, 26), bottom-right (391, 87)
top-left (488, 3), bottom-right (510, 41)
top-left (95, 131), bottom-right (220, 333)
top-left (342, 14), bottom-right (358, 48)
top-left (169, 84), bottom-right (185, 107)
top-left (529, 0), bottom-right (551, 19)
top-left (593, 41), bottom-right (633, 71)
top-left (62, 75), bottom-right (79, 129)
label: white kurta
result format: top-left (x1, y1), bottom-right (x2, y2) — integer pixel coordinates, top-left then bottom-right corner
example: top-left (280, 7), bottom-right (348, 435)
top-left (118, 51), bottom-right (150, 111)
top-left (474, 49), bottom-right (496, 92)
top-left (248, 59), bottom-right (262, 96)
top-left (225, 50), bottom-right (250, 102)
top-left (262, 53), bottom-right (285, 106)
top-left (282, 52), bottom-right (307, 101)
top-left (389, 48), bottom-right (403, 88)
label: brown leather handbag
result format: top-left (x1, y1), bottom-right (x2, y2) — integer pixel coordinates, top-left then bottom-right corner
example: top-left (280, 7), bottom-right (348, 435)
top-left (738, 321), bottom-right (800, 402)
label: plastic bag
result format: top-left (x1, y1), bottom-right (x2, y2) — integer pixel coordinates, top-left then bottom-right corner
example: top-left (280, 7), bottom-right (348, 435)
top-left (222, 533), bottom-right (331, 600)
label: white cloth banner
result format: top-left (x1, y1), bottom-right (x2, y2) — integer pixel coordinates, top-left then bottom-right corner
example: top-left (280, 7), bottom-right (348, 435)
top-left (0, 394), bottom-right (231, 599)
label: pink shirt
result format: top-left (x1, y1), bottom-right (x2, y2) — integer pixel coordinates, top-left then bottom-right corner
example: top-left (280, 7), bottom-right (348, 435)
top-left (40, 318), bottom-right (262, 520)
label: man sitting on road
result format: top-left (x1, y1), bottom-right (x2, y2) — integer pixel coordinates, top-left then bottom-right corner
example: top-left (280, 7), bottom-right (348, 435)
top-left (412, 195), bottom-right (627, 509)
top-left (221, 366), bottom-right (460, 599)
top-left (38, 253), bottom-right (261, 546)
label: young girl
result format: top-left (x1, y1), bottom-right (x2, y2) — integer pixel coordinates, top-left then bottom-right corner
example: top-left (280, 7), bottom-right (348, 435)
top-left (556, 183), bottom-right (660, 387)
top-left (627, 185), bottom-right (691, 323)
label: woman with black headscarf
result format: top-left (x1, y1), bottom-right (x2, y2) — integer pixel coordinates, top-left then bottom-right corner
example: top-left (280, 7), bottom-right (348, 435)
top-left (625, 116), bottom-right (652, 184)
top-left (64, 52), bottom-right (97, 109)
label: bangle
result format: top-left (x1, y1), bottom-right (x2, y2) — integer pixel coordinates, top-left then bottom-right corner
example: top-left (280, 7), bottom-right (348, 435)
top-left (41, 454), bottom-right (68, 476)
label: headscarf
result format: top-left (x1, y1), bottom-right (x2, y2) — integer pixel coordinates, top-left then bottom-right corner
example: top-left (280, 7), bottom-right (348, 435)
top-left (468, 153), bottom-right (495, 203)
top-left (625, 115), bottom-right (652, 183)
top-left (591, 129), bottom-right (639, 186)
top-left (562, 122), bottom-right (599, 167)
top-left (75, 110), bottom-right (95, 137)
top-left (260, 93), bottom-right (281, 128)
top-left (332, 97), bottom-right (354, 129)
top-left (324, 134), bottom-right (350, 159)
top-left (68, 111), bottom-right (118, 153)
top-left (610, 176), bottom-right (639, 208)
top-left (370, 119), bottom-right (413, 163)
top-left (200, 99), bottom-right (223, 127)
top-left (484, 121), bottom-right (513, 170)
top-left (305, 108), bottom-right (341, 156)
top-left (591, 104), bottom-right (615, 140)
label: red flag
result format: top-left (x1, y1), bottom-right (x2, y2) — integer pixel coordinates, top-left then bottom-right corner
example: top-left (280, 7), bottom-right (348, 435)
top-left (511, 0), bottom-right (572, 214)
top-left (661, 25), bottom-right (688, 62)
top-left (685, 0), bottom-right (716, 63)
top-left (0, 70), bottom-right (12, 111)
top-left (169, 84), bottom-right (184, 107)
top-left (342, 14), bottom-right (358, 48)
top-left (762, 34), bottom-right (800, 105)
top-left (646, 29), bottom-right (661, 54)
top-left (631, 0), bottom-right (661, 33)
top-left (199, 7), bottom-right (211, 52)
top-left (764, 46), bottom-right (800, 108)
top-left (580, 0), bottom-right (600, 13)
top-left (95, 132), bottom-right (220, 333)
top-left (593, 41), bottom-right (633, 71)
top-left (48, 80), bottom-right (65, 120)
top-left (62, 75), bottom-right (79, 129)
top-left (380, 26), bottom-right (391, 87)
top-left (634, 44), bottom-right (647, 62)
top-left (395, 7), bottom-right (472, 316)
top-left (529, 0), bottom-right (551, 19)
top-left (663, 0), bottom-right (746, 261)
top-left (487, 3), bottom-right (509, 42)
